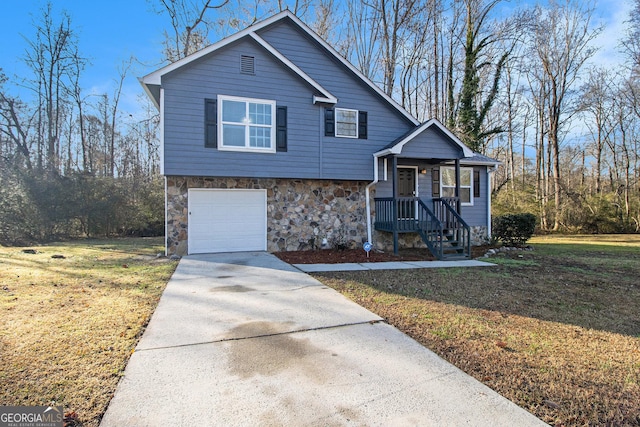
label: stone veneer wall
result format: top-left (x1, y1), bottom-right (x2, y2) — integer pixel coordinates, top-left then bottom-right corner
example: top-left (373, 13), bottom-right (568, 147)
top-left (166, 176), bottom-right (369, 256)
top-left (470, 226), bottom-right (489, 245)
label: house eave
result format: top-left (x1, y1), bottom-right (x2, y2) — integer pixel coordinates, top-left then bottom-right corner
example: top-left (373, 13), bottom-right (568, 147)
top-left (139, 78), bottom-right (160, 110)
top-left (313, 95), bottom-right (337, 104)
top-left (140, 10), bottom-right (418, 125)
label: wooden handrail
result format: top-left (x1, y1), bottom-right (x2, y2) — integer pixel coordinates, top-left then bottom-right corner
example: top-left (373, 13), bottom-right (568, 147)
top-left (373, 197), bottom-right (470, 259)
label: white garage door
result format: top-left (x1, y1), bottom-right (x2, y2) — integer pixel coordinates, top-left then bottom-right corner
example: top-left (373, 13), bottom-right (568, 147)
top-left (188, 189), bottom-right (267, 254)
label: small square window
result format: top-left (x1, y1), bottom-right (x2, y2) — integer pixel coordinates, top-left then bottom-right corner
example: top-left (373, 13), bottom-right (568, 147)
top-left (335, 108), bottom-right (358, 138)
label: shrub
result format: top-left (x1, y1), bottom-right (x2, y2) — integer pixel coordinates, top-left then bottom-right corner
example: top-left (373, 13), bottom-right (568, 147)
top-left (0, 168), bottom-right (165, 245)
top-left (492, 213), bottom-right (537, 247)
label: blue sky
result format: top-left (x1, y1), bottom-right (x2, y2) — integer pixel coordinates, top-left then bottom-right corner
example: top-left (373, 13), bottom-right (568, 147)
top-left (0, 0), bottom-right (634, 118)
top-left (1, 0), bottom-right (167, 116)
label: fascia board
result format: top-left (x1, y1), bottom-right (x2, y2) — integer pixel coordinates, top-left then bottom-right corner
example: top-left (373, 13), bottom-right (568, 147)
top-left (430, 120), bottom-right (474, 158)
top-left (141, 11), bottom-right (293, 86)
top-left (460, 159), bottom-right (502, 166)
top-left (138, 78), bottom-right (160, 110)
top-left (248, 33), bottom-right (337, 103)
top-left (373, 119), bottom-right (477, 158)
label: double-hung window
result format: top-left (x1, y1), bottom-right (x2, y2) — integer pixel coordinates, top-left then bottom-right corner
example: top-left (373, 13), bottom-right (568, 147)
top-left (219, 95), bottom-right (276, 152)
top-left (324, 107), bottom-right (368, 139)
top-left (335, 108), bottom-right (358, 138)
top-left (441, 167), bottom-right (474, 206)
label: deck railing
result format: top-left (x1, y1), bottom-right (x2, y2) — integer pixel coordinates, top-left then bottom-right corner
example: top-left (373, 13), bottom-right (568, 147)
top-left (433, 197), bottom-right (471, 258)
top-left (416, 199), bottom-right (444, 259)
top-left (374, 196), bottom-right (470, 259)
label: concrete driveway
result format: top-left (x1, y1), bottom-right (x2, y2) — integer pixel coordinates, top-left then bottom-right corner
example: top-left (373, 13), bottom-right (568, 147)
top-left (100, 252), bottom-right (545, 426)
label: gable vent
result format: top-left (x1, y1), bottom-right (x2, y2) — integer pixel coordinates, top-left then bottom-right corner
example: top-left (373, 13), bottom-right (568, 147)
top-left (240, 55), bottom-right (255, 75)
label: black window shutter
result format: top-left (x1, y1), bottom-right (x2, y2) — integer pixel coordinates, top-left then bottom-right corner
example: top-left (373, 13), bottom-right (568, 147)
top-left (432, 168), bottom-right (440, 197)
top-left (324, 108), bottom-right (335, 136)
top-left (358, 111), bottom-right (368, 139)
top-left (474, 169), bottom-right (480, 198)
top-left (205, 99), bottom-right (217, 148)
top-left (276, 106), bottom-right (287, 152)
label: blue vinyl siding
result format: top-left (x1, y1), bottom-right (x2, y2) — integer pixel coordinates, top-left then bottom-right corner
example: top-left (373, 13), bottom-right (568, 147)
top-left (162, 19), bottom-right (415, 180)
top-left (162, 38), bottom-right (323, 178)
top-left (258, 20), bottom-right (416, 179)
top-left (398, 127), bottom-right (464, 159)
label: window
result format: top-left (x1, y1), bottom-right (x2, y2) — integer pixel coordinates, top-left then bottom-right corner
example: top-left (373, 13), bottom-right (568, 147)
top-left (441, 167), bottom-right (474, 206)
top-left (218, 95), bottom-right (276, 152)
top-left (335, 108), bottom-right (358, 138)
top-left (325, 108), bottom-right (368, 139)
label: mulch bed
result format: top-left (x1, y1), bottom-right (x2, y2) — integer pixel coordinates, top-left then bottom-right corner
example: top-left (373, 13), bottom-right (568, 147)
top-left (275, 245), bottom-right (492, 264)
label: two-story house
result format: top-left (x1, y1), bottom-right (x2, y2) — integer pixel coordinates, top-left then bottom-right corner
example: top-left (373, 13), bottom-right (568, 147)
top-left (140, 10), bottom-right (499, 259)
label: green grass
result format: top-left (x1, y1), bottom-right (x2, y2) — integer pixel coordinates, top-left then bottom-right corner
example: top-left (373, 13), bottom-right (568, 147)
top-left (316, 234), bottom-right (640, 426)
top-left (0, 237), bottom-right (178, 427)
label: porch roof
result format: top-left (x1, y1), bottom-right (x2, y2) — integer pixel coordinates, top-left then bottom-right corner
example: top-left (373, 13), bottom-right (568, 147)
top-left (374, 119), bottom-right (474, 159)
top-left (459, 152), bottom-right (501, 166)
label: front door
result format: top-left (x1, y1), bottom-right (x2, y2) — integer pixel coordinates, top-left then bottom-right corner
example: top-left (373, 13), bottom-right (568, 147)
top-left (398, 167), bottom-right (417, 218)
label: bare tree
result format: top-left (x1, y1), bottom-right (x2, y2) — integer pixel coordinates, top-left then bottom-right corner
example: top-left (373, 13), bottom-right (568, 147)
top-left (622, 0), bottom-right (640, 75)
top-left (23, 2), bottom-right (82, 173)
top-left (154, 0), bottom-right (230, 62)
top-left (528, 0), bottom-right (601, 230)
top-left (580, 67), bottom-right (616, 195)
top-left (399, 8), bottom-right (432, 119)
top-left (374, 0), bottom-right (422, 96)
top-left (106, 60), bottom-right (131, 177)
top-left (0, 72), bottom-right (33, 169)
top-left (345, 1), bottom-right (382, 80)
top-left (312, 0), bottom-right (336, 42)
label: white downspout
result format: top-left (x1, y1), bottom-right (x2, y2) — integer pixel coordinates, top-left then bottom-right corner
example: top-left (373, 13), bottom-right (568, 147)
top-left (487, 165), bottom-right (498, 239)
top-left (365, 154), bottom-right (380, 244)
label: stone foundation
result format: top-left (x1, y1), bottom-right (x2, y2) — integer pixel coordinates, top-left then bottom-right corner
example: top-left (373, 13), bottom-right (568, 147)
top-left (166, 176), bottom-right (369, 255)
top-left (470, 226), bottom-right (489, 245)
top-left (372, 226), bottom-right (489, 253)
top-left (165, 176), bottom-right (491, 256)
top-left (372, 231), bottom-right (426, 252)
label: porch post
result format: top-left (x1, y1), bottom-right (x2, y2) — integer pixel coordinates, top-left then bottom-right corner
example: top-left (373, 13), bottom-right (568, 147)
top-left (391, 155), bottom-right (399, 255)
top-left (455, 158), bottom-right (461, 214)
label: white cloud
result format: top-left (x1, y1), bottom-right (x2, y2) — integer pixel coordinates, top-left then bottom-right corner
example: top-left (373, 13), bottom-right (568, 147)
top-left (589, 0), bottom-right (634, 69)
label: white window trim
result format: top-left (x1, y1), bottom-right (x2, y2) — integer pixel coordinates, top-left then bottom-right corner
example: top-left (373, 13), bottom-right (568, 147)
top-left (218, 94), bottom-right (276, 153)
top-left (335, 107), bottom-right (359, 139)
top-left (440, 166), bottom-right (474, 206)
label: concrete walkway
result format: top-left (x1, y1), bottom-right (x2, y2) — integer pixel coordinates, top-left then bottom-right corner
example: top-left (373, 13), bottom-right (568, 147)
top-left (101, 252), bottom-right (545, 427)
top-left (294, 259), bottom-right (495, 272)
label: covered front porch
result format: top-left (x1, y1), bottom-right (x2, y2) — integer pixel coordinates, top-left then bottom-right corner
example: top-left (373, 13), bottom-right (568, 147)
top-left (369, 120), bottom-right (476, 260)
top-left (373, 161), bottom-right (471, 260)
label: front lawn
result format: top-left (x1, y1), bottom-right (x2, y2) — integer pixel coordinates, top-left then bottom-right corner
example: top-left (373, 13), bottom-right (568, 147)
top-left (315, 234), bottom-right (640, 426)
top-left (0, 238), bottom-right (178, 426)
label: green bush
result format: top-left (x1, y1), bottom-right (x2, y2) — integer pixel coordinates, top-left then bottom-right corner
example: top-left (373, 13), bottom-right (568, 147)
top-left (0, 168), bottom-right (165, 245)
top-left (492, 213), bottom-right (537, 247)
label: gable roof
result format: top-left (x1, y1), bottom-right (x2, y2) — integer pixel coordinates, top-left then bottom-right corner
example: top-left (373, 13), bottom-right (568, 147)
top-left (374, 119), bottom-right (475, 158)
top-left (140, 10), bottom-right (419, 125)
